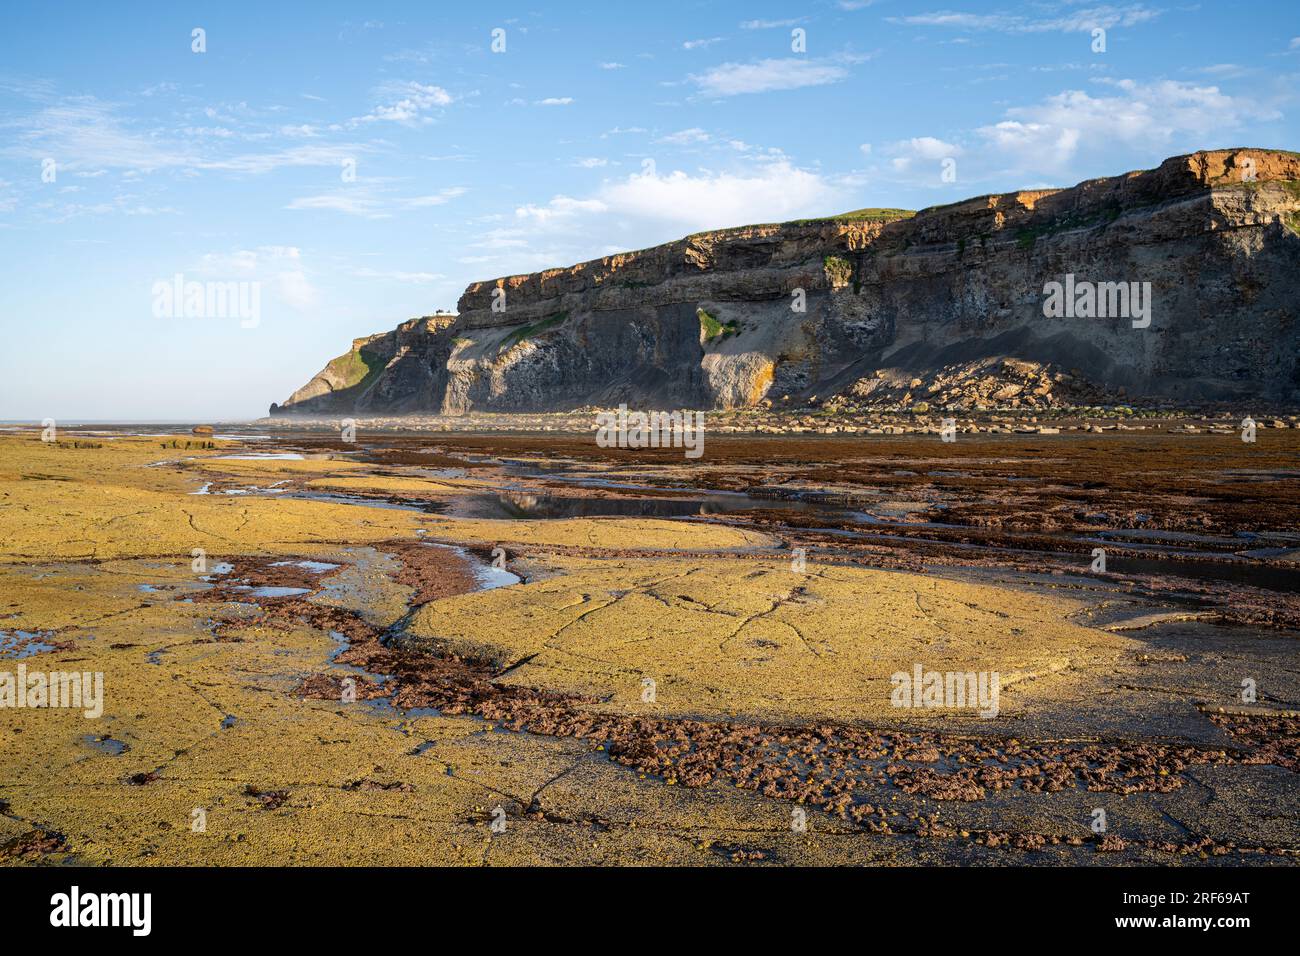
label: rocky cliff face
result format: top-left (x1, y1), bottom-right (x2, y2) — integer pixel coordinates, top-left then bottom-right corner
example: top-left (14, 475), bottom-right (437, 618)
top-left (273, 149), bottom-right (1300, 416)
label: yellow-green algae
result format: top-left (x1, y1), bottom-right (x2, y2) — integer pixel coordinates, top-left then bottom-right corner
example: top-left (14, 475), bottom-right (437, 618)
top-left (0, 433), bottom-right (1155, 866)
top-left (403, 553), bottom-right (1139, 723)
top-left (0, 435), bottom-right (822, 864)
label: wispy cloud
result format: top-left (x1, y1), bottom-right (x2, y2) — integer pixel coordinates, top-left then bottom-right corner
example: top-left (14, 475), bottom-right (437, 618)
top-left (891, 4), bottom-right (1162, 34)
top-left (286, 185), bottom-right (467, 219)
top-left (740, 18), bottom-right (803, 29)
top-left (202, 144), bottom-right (370, 174)
top-left (514, 195), bottom-right (608, 223)
top-left (1, 93), bottom-right (371, 178)
top-left (38, 195), bottom-right (182, 223)
top-left (353, 267), bottom-right (444, 283)
top-left (689, 57), bottom-right (851, 97)
top-left (284, 193), bottom-right (386, 218)
top-left (656, 127), bottom-right (710, 145)
top-left (406, 187), bottom-right (468, 207)
top-left (350, 81), bottom-right (453, 126)
top-left (1, 96), bottom-right (199, 173)
top-left (889, 136), bottom-right (961, 160)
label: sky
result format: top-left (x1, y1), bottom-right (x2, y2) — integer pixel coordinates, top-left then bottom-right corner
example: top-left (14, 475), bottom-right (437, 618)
top-left (1, 1), bottom-right (1297, 421)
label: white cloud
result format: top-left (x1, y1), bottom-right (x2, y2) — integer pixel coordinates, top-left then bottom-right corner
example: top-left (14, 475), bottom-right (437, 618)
top-left (690, 58), bottom-right (849, 97)
top-left (2, 97), bottom-right (199, 173)
top-left (515, 195), bottom-right (609, 223)
top-left (740, 18), bottom-right (802, 29)
top-left (38, 196), bottom-right (181, 223)
top-left (458, 158), bottom-right (849, 278)
top-left (285, 193), bottom-right (386, 218)
top-left (276, 271), bottom-right (317, 311)
top-left (1197, 63), bottom-right (1244, 75)
top-left (0, 94), bottom-right (374, 180)
top-left (894, 136), bottom-right (962, 160)
top-left (182, 126), bottom-right (236, 138)
top-left (285, 186), bottom-right (466, 218)
top-left (595, 160), bottom-right (844, 231)
top-left (598, 62), bottom-right (626, 69)
top-left (977, 78), bottom-right (1279, 170)
top-left (683, 37), bottom-right (723, 50)
top-left (351, 82), bottom-right (453, 126)
top-left (656, 127), bottom-right (710, 145)
top-left (470, 158), bottom-right (852, 280)
top-left (203, 144), bottom-right (369, 174)
top-left (193, 246), bottom-right (317, 311)
top-left (535, 97), bottom-right (574, 106)
top-left (575, 157), bottom-right (610, 168)
top-left (892, 4), bottom-right (1162, 33)
top-left (978, 121), bottom-right (1082, 168)
top-left (406, 187), bottom-right (468, 207)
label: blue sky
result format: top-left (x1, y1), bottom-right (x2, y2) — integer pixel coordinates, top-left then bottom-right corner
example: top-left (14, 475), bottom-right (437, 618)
top-left (1, 1), bottom-right (1297, 420)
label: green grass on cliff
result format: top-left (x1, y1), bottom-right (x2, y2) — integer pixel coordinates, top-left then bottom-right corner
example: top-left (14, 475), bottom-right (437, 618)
top-left (698, 308), bottom-right (738, 341)
top-left (796, 207), bottom-right (915, 224)
top-left (1015, 205), bottom-right (1126, 249)
top-left (823, 254), bottom-right (854, 286)
top-left (777, 208), bottom-right (915, 228)
top-left (1222, 178), bottom-right (1300, 198)
top-left (499, 312), bottom-right (568, 353)
top-left (682, 208), bottom-right (915, 240)
top-left (326, 347), bottom-right (385, 392)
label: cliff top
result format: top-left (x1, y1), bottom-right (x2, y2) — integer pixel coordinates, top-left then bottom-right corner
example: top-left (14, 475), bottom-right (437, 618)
top-left (463, 148), bottom-right (1299, 297)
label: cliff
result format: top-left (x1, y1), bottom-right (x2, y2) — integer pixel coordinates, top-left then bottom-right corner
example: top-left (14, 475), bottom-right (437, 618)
top-left (271, 149), bottom-right (1300, 416)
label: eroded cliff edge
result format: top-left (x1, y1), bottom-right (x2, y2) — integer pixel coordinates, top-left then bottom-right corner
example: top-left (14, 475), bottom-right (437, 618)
top-left (271, 149), bottom-right (1300, 417)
